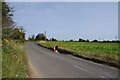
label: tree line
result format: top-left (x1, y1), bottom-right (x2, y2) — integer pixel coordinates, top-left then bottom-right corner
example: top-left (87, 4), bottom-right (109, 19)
top-left (2, 2), bottom-right (25, 41)
top-left (28, 33), bottom-right (57, 41)
top-left (69, 38), bottom-right (120, 43)
top-left (28, 33), bottom-right (47, 41)
top-left (28, 33), bottom-right (119, 43)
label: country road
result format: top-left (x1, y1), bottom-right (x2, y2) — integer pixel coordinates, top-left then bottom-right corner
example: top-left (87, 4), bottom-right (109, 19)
top-left (25, 42), bottom-right (118, 78)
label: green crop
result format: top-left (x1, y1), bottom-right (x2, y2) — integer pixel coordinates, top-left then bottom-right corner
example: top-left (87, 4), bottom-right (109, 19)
top-left (38, 41), bottom-right (119, 66)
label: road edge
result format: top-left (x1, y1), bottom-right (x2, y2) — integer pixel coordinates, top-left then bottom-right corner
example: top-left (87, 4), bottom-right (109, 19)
top-left (37, 43), bottom-right (120, 69)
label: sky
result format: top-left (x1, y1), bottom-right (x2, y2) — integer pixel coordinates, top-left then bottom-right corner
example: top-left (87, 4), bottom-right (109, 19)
top-left (5, 0), bottom-right (120, 2)
top-left (8, 2), bottom-right (118, 41)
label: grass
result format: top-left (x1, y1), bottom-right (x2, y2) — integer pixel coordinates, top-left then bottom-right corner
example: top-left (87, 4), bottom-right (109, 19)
top-left (2, 39), bottom-right (29, 78)
top-left (38, 41), bottom-right (120, 67)
top-left (0, 40), bottom-right (2, 79)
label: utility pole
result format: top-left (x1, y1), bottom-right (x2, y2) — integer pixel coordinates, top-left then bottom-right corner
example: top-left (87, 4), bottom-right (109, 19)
top-left (44, 31), bottom-right (46, 41)
top-left (115, 36), bottom-right (117, 41)
top-left (99, 37), bottom-right (100, 42)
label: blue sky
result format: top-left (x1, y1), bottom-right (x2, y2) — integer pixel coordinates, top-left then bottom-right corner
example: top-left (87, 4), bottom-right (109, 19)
top-left (9, 2), bottom-right (118, 41)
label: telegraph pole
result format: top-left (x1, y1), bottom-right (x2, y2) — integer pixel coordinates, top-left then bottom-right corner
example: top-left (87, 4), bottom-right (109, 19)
top-left (44, 31), bottom-right (46, 41)
top-left (99, 37), bottom-right (100, 42)
top-left (115, 36), bottom-right (117, 41)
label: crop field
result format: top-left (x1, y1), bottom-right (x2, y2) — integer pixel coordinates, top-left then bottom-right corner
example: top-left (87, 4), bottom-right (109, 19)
top-left (38, 41), bottom-right (119, 67)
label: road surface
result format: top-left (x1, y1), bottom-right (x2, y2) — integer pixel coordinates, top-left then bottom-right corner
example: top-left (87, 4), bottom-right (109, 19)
top-left (25, 42), bottom-right (118, 78)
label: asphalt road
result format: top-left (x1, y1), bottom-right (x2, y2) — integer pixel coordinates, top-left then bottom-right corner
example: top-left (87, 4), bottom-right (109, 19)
top-left (25, 42), bottom-right (118, 78)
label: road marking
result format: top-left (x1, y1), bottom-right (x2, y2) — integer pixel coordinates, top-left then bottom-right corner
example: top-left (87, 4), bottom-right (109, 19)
top-left (100, 76), bottom-right (105, 78)
top-left (69, 55), bottom-right (118, 70)
top-left (73, 65), bottom-right (105, 78)
top-left (74, 65), bottom-right (88, 72)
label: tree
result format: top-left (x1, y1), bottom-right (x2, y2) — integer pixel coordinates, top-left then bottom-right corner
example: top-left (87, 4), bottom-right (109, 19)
top-left (28, 35), bottom-right (35, 41)
top-left (2, 2), bottom-right (15, 39)
top-left (79, 38), bottom-right (83, 42)
top-left (2, 2), bottom-right (26, 41)
top-left (9, 27), bottom-right (25, 40)
top-left (35, 33), bottom-right (47, 41)
top-left (51, 38), bottom-right (57, 41)
top-left (79, 38), bottom-right (86, 42)
top-left (69, 39), bottom-right (73, 42)
top-left (86, 39), bottom-right (89, 42)
top-left (31, 35), bottom-right (35, 40)
top-left (92, 39), bottom-right (98, 42)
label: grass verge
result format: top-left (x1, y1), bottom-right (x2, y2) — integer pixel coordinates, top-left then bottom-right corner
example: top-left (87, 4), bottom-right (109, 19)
top-left (37, 41), bottom-right (120, 68)
top-left (2, 39), bottom-right (29, 78)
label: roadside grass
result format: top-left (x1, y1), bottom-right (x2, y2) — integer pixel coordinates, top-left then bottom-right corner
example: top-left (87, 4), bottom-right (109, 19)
top-left (38, 41), bottom-right (120, 67)
top-left (2, 39), bottom-right (29, 78)
top-left (0, 41), bottom-right (2, 78)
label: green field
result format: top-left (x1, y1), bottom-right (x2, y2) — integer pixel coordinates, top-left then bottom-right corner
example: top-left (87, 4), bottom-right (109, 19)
top-left (2, 40), bottom-right (29, 78)
top-left (38, 41), bottom-right (119, 67)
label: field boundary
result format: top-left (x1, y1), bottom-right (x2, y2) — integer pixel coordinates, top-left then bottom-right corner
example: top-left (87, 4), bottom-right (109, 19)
top-left (37, 43), bottom-right (119, 69)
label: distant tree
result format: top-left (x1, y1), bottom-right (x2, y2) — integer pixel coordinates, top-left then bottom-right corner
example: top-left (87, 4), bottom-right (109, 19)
top-left (107, 40), bottom-right (110, 42)
top-left (79, 38), bottom-right (83, 42)
top-left (92, 39), bottom-right (98, 42)
top-left (82, 40), bottom-right (86, 42)
top-left (111, 40), bottom-right (119, 43)
top-left (69, 39), bottom-right (73, 42)
top-left (51, 38), bottom-right (57, 41)
top-left (28, 35), bottom-right (35, 41)
top-left (86, 39), bottom-right (89, 42)
top-left (28, 37), bottom-right (31, 41)
top-left (62, 40), bottom-right (64, 42)
top-left (79, 38), bottom-right (86, 42)
top-left (31, 35), bottom-right (35, 40)
top-left (35, 33), bottom-right (47, 41)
